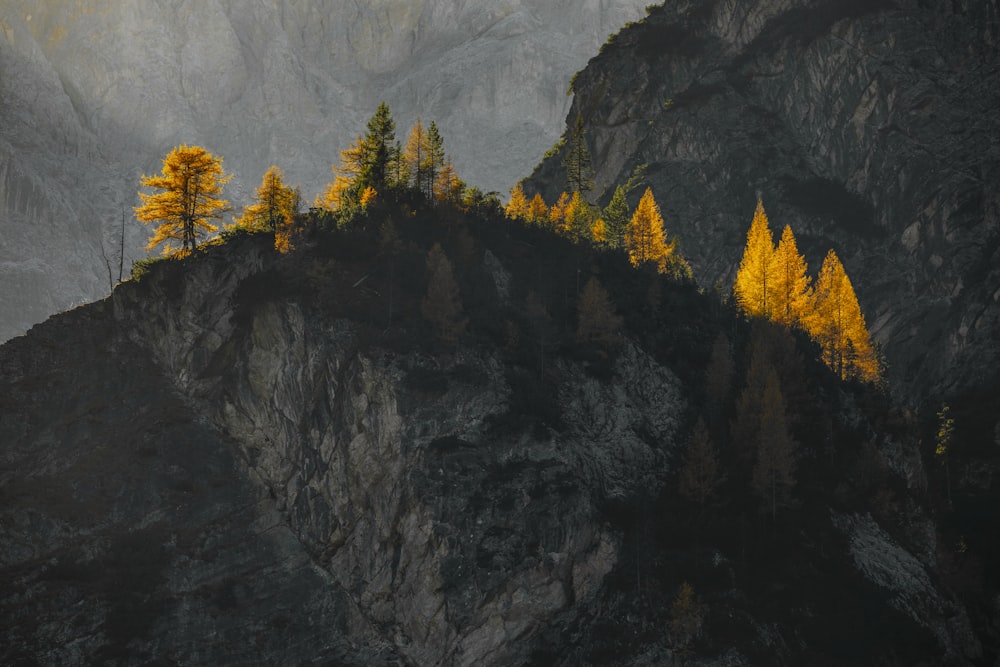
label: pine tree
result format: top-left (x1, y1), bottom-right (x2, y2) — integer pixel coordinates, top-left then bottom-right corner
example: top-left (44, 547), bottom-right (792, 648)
top-left (234, 165), bottom-right (298, 232)
top-left (703, 332), bottom-right (733, 417)
top-left (563, 113), bottom-right (594, 195)
top-left (505, 183), bottom-right (529, 221)
top-left (771, 225), bottom-right (811, 328)
top-left (752, 369), bottom-right (797, 521)
top-left (576, 276), bottom-right (622, 345)
top-left (625, 187), bottom-right (670, 271)
top-left (678, 417), bottom-right (721, 505)
top-left (359, 102), bottom-right (396, 194)
top-left (421, 243), bottom-right (466, 343)
top-left (803, 249), bottom-right (878, 382)
top-left (733, 199), bottom-right (779, 318)
top-left (425, 121), bottom-right (446, 200)
top-left (602, 184), bottom-right (630, 249)
top-left (135, 144), bottom-right (231, 254)
top-left (527, 193), bottom-right (549, 226)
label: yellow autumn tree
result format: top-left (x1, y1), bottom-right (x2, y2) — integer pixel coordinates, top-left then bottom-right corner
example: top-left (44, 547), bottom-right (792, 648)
top-left (733, 199), bottom-right (779, 318)
top-left (318, 135), bottom-right (365, 211)
top-left (804, 249), bottom-right (879, 382)
top-left (771, 225), bottom-right (812, 328)
top-left (505, 182), bottom-right (529, 221)
top-left (233, 165), bottom-right (299, 232)
top-left (548, 192), bottom-right (571, 230)
top-left (434, 160), bottom-right (464, 203)
top-left (135, 144), bottom-right (231, 254)
top-left (563, 191), bottom-right (594, 242)
top-left (625, 187), bottom-right (670, 271)
top-left (404, 117), bottom-right (428, 192)
top-left (527, 193), bottom-right (549, 226)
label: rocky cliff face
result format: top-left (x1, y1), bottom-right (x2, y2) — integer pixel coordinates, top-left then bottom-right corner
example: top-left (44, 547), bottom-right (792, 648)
top-left (0, 0), bottom-right (649, 341)
top-left (0, 214), bottom-right (987, 664)
top-left (530, 0), bottom-right (1000, 404)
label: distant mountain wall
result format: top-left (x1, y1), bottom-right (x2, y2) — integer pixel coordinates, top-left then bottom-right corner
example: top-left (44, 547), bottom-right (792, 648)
top-left (0, 0), bottom-right (649, 341)
top-left (528, 0), bottom-right (1000, 403)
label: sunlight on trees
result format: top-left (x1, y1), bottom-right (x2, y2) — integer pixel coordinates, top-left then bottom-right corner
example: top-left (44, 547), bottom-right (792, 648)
top-left (505, 182), bottom-right (530, 221)
top-left (733, 199), bottom-right (777, 318)
top-left (135, 144), bottom-right (231, 254)
top-left (771, 225), bottom-right (811, 328)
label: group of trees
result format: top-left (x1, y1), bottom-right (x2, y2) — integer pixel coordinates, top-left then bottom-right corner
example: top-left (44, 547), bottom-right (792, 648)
top-left (315, 102), bottom-right (487, 214)
top-left (733, 200), bottom-right (879, 383)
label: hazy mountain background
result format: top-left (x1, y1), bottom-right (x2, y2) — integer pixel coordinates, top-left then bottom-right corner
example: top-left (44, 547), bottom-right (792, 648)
top-left (0, 0), bottom-right (649, 341)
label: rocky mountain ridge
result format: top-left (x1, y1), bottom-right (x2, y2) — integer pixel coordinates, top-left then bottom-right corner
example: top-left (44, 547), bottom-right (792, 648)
top-left (0, 208), bottom-right (988, 664)
top-left (529, 0), bottom-right (1000, 405)
top-left (0, 0), bottom-right (649, 341)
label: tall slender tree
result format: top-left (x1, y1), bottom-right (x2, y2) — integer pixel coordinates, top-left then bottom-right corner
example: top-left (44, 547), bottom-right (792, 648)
top-left (404, 118), bottom-right (427, 192)
top-left (422, 243), bottom-right (466, 343)
top-left (803, 249), bottom-right (878, 382)
top-left (602, 184), bottom-right (630, 249)
top-left (733, 199), bottom-right (779, 318)
top-left (752, 369), bottom-right (797, 522)
top-left (771, 225), bottom-right (812, 328)
top-left (425, 121), bottom-right (446, 200)
top-left (625, 187), bottom-right (670, 271)
top-left (563, 113), bottom-right (594, 195)
top-left (505, 182), bottom-right (530, 220)
top-left (135, 144), bottom-right (231, 254)
top-left (359, 102), bottom-right (396, 194)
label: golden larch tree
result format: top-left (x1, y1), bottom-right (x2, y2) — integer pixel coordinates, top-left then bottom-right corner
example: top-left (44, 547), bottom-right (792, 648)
top-left (505, 182), bottom-right (529, 221)
top-left (804, 249), bottom-right (879, 382)
top-left (564, 191), bottom-right (593, 242)
top-left (527, 193), bottom-right (549, 226)
top-left (625, 187), bottom-right (670, 271)
top-left (404, 117), bottom-right (428, 191)
top-left (234, 165), bottom-right (298, 232)
top-left (434, 160), bottom-right (464, 203)
top-left (576, 276), bottom-right (623, 345)
top-left (733, 199), bottom-right (779, 318)
top-left (135, 144), bottom-right (231, 254)
top-left (548, 192), bottom-right (571, 230)
top-left (422, 243), bottom-right (467, 343)
top-left (318, 135), bottom-right (365, 211)
top-left (771, 224), bottom-right (812, 328)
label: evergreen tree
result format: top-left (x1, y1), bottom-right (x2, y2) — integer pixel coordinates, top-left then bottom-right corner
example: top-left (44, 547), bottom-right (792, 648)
top-left (771, 225), bottom-right (812, 328)
top-left (803, 249), bottom-right (878, 382)
top-left (752, 369), bottom-right (797, 521)
top-left (563, 113), bottom-right (594, 195)
top-left (733, 199), bottom-right (778, 318)
top-left (135, 144), bottom-right (231, 254)
top-left (678, 417), bottom-right (721, 505)
top-left (564, 191), bottom-right (594, 242)
top-left (425, 121), bottom-right (446, 200)
top-left (625, 187), bottom-right (670, 272)
top-left (602, 184), bottom-right (630, 249)
top-left (576, 276), bottom-right (622, 345)
top-left (505, 182), bottom-right (529, 221)
top-left (421, 243), bottom-right (466, 343)
top-left (359, 102), bottom-right (396, 194)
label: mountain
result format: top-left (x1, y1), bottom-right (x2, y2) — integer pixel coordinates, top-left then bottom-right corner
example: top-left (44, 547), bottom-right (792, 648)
top-left (0, 204), bottom-right (989, 664)
top-left (528, 0), bottom-right (1000, 406)
top-left (0, 0), bottom-right (649, 342)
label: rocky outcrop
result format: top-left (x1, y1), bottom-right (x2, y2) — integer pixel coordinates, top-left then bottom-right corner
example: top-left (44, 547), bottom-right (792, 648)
top-left (0, 0), bottom-right (649, 341)
top-left (530, 0), bottom-right (1000, 404)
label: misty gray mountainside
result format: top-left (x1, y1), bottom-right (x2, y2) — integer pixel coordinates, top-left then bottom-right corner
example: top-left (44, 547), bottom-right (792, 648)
top-left (0, 0), bottom-right (649, 342)
top-left (530, 0), bottom-right (1000, 404)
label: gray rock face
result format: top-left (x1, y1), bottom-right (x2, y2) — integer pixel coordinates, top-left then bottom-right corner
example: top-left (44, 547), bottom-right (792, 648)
top-left (0, 0), bottom-right (649, 341)
top-left (529, 0), bottom-right (1000, 403)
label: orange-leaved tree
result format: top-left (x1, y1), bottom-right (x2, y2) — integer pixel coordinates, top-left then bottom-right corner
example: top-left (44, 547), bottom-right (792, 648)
top-left (804, 249), bottom-right (878, 382)
top-left (234, 165), bottom-right (299, 232)
top-left (505, 182), bottom-right (530, 221)
top-left (733, 199), bottom-right (779, 318)
top-left (771, 225), bottom-right (812, 328)
top-left (527, 193), bottom-right (549, 225)
top-left (136, 144), bottom-right (231, 254)
top-left (625, 187), bottom-right (670, 271)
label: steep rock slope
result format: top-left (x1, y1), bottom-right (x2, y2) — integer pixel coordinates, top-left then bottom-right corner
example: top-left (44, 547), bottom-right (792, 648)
top-left (0, 0), bottom-right (649, 341)
top-left (530, 0), bottom-right (1000, 404)
top-left (0, 209), bottom-right (986, 664)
